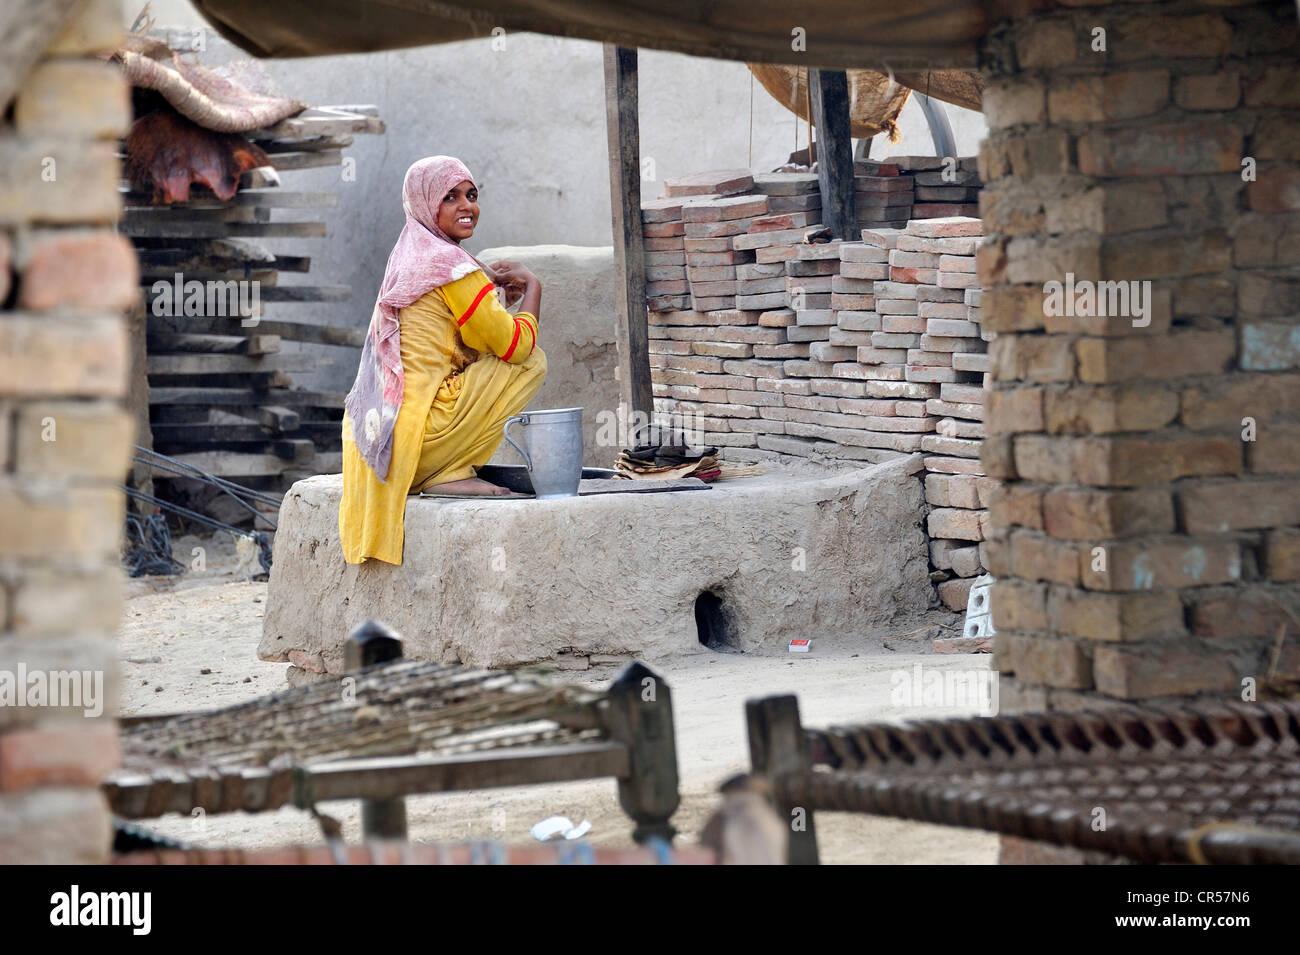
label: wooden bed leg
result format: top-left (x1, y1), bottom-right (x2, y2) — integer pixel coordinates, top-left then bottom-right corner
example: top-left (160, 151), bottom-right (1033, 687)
top-left (603, 662), bottom-right (680, 845)
top-left (345, 620), bottom-right (408, 841)
top-left (746, 695), bottom-right (819, 865)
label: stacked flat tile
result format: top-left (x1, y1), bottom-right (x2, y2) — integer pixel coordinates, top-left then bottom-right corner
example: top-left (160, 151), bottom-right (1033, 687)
top-left (752, 171), bottom-right (822, 222)
top-left (892, 155), bottom-right (982, 220)
top-left (853, 159), bottom-right (912, 229)
top-left (682, 192), bottom-right (769, 311)
top-left (895, 216), bottom-right (992, 611)
top-left (647, 306), bottom-right (789, 459)
top-left (641, 196), bottom-right (690, 311)
top-left (642, 169), bottom-right (760, 312)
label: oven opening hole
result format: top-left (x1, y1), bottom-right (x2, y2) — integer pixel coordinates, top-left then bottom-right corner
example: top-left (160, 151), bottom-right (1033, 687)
top-left (695, 590), bottom-right (738, 652)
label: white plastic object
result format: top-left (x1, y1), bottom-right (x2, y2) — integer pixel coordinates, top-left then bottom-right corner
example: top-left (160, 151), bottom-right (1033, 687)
top-left (531, 815), bottom-right (574, 841)
top-left (964, 574), bottom-right (996, 639)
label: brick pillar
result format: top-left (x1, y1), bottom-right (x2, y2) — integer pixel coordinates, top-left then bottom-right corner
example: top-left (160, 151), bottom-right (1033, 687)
top-left (0, 0), bottom-right (135, 862)
top-left (979, 0), bottom-right (1300, 710)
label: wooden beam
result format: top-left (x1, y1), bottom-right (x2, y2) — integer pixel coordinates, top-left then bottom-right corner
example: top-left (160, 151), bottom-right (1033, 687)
top-left (809, 69), bottom-right (858, 241)
top-left (603, 44), bottom-right (653, 433)
top-left (307, 743), bottom-right (630, 803)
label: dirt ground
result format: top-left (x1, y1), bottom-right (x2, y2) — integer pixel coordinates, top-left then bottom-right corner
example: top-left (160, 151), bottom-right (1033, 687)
top-left (118, 531), bottom-right (998, 864)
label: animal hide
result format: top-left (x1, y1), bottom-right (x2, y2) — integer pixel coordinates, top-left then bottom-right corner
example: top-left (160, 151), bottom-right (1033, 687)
top-left (125, 107), bottom-right (271, 204)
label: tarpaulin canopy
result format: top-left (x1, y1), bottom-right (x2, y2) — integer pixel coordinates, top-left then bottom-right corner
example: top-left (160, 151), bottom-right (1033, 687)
top-left (191, 0), bottom-right (988, 70)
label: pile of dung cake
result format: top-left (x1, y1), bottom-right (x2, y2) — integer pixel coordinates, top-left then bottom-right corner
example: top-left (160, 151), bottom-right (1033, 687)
top-left (614, 440), bottom-right (721, 481)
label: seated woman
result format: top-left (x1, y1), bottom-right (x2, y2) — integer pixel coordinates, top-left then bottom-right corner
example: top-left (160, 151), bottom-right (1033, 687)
top-left (339, 156), bottom-right (546, 565)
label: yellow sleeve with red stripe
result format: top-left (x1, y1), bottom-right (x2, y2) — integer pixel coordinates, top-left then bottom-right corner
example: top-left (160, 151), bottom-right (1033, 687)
top-left (438, 269), bottom-right (538, 365)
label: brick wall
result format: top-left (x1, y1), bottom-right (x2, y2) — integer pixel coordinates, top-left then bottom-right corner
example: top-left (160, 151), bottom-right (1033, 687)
top-left (643, 167), bottom-right (995, 611)
top-left (0, 0), bottom-right (133, 862)
top-left (978, 0), bottom-right (1300, 708)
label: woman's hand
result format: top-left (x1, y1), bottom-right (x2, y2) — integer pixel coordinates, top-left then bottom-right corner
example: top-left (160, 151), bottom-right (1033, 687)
top-left (489, 260), bottom-right (542, 322)
top-left (488, 260), bottom-right (539, 295)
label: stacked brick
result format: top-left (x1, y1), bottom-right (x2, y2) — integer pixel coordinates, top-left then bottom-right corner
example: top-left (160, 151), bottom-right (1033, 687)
top-left (642, 170), bottom-right (762, 312)
top-left (0, 0), bottom-right (132, 863)
top-left (899, 218), bottom-right (993, 612)
top-left (977, 0), bottom-right (1300, 710)
top-left (647, 210), bottom-right (997, 618)
top-left (854, 160), bottom-right (913, 229)
top-left (902, 155), bottom-right (983, 219)
top-left (642, 177), bottom-right (1010, 619)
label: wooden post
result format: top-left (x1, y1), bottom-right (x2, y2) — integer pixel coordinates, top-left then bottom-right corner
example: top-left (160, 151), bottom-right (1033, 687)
top-left (125, 300), bottom-right (154, 515)
top-left (746, 695), bottom-right (819, 865)
top-left (601, 662), bottom-right (680, 844)
top-left (603, 44), bottom-right (653, 440)
top-left (808, 69), bottom-right (857, 241)
top-left (344, 619), bottom-right (408, 840)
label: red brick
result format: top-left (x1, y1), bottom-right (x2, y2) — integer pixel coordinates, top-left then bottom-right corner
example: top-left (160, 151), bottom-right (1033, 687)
top-left (1246, 421), bottom-right (1300, 474)
top-left (1005, 635), bottom-right (1092, 689)
top-left (1116, 14), bottom-right (1232, 60)
top-left (1180, 373), bottom-right (1300, 430)
top-left (17, 230), bottom-right (138, 311)
top-left (928, 507), bottom-right (985, 542)
top-left (0, 724), bottom-right (119, 791)
top-left (664, 170), bottom-right (754, 197)
top-left (1043, 487), bottom-right (1175, 540)
top-left (1077, 123), bottom-right (1242, 177)
top-left (1100, 434), bottom-right (1242, 486)
top-left (1191, 588), bottom-right (1292, 641)
top-left (991, 334), bottom-right (1076, 383)
top-left (1076, 329), bottom-right (1235, 384)
top-left (987, 483), bottom-right (1044, 533)
top-left (1011, 530), bottom-right (1081, 585)
top-left (1047, 587), bottom-right (1185, 642)
top-left (1175, 71), bottom-right (1240, 111)
top-left (981, 285), bottom-right (1046, 334)
top-left (1093, 646), bottom-right (1237, 699)
top-left (1264, 528), bottom-right (1300, 582)
top-left (1247, 167), bottom-right (1300, 213)
top-left (1178, 478), bottom-right (1300, 533)
top-left (991, 579), bottom-right (1047, 632)
top-left (937, 576), bottom-right (973, 612)
top-left (1082, 538), bottom-right (1243, 592)
top-left (1048, 72), bottom-right (1168, 123)
top-left (1044, 383), bottom-right (1178, 435)
top-left (1243, 64), bottom-right (1300, 108)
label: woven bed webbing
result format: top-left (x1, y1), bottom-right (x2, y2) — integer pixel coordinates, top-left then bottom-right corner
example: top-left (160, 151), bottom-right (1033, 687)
top-left (779, 701), bottom-right (1300, 864)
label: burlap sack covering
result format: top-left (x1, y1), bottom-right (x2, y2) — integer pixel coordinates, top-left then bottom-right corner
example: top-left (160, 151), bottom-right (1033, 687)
top-left (748, 65), bottom-right (983, 141)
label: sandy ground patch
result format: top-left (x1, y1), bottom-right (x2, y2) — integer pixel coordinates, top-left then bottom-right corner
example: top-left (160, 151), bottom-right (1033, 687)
top-left (117, 532), bottom-right (998, 864)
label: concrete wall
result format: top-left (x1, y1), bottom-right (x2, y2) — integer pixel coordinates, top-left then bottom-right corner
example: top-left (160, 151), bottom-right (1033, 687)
top-left (129, 1), bottom-right (987, 392)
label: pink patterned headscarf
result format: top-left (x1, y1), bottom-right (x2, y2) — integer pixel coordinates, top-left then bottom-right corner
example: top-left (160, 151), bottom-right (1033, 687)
top-left (345, 156), bottom-right (492, 481)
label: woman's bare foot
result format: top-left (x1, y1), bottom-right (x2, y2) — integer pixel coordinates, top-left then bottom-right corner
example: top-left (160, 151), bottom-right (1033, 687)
top-left (427, 476), bottom-right (512, 496)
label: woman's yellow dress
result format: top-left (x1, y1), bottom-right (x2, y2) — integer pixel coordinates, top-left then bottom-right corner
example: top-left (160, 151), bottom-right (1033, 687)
top-left (339, 269), bottom-right (545, 565)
